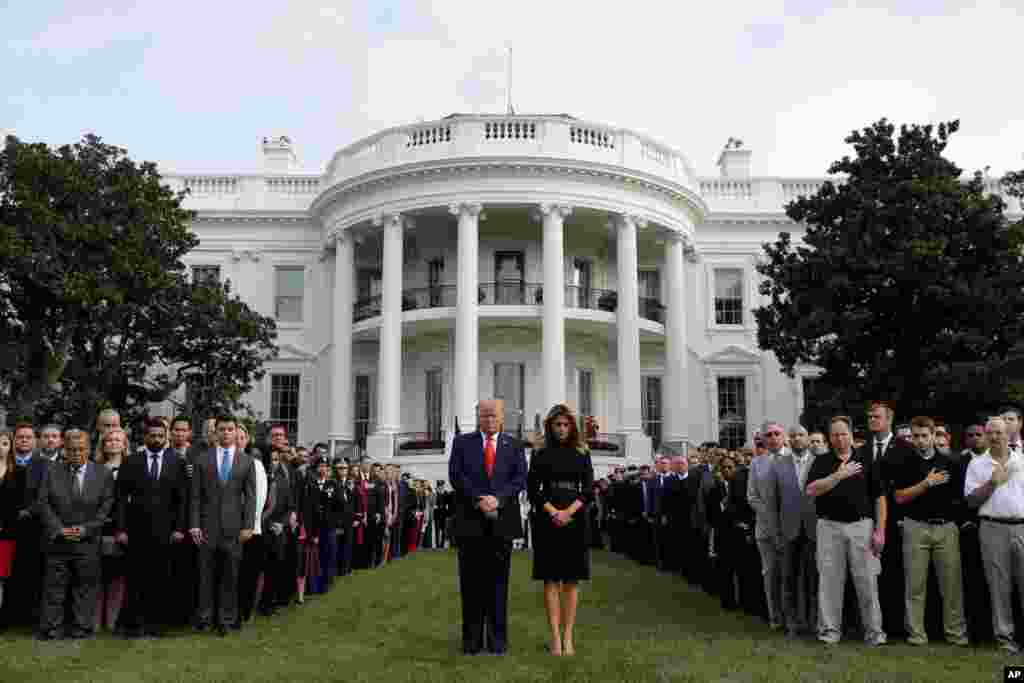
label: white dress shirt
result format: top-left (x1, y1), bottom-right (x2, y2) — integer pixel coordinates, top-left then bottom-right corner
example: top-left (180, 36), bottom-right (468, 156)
top-left (965, 450), bottom-right (1024, 519)
top-left (252, 459), bottom-right (267, 535)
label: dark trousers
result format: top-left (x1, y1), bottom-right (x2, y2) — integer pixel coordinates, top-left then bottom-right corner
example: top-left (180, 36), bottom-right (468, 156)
top-left (457, 536), bottom-right (512, 654)
top-left (120, 538), bottom-right (174, 631)
top-left (9, 524), bottom-right (42, 626)
top-left (879, 521), bottom-right (906, 639)
top-left (196, 541), bottom-right (242, 628)
top-left (260, 531), bottom-right (289, 611)
top-left (238, 534), bottom-right (267, 622)
top-left (653, 519), bottom-right (669, 570)
top-left (392, 521), bottom-right (404, 560)
top-left (337, 532), bottom-right (353, 576)
top-left (170, 540), bottom-right (199, 625)
top-left (435, 515), bottom-right (448, 548)
top-left (959, 522), bottom-right (993, 643)
top-left (40, 550), bottom-right (100, 636)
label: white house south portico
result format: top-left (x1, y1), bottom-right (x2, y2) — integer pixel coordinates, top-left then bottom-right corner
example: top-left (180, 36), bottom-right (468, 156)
top-left (309, 114), bottom-right (703, 470)
top-left (160, 116), bottom-right (1023, 481)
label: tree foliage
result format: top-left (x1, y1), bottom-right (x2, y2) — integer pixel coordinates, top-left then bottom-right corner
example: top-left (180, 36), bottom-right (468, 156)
top-left (0, 134), bottom-right (277, 427)
top-left (755, 119), bottom-right (1024, 429)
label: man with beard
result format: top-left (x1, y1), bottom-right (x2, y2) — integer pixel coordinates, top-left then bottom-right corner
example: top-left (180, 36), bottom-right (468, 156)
top-left (115, 417), bottom-right (188, 637)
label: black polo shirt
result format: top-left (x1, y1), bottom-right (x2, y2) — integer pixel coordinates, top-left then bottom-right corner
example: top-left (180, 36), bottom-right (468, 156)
top-left (807, 448), bottom-right (885, 523)
top-left (891, 449), bottom-right (964, 523)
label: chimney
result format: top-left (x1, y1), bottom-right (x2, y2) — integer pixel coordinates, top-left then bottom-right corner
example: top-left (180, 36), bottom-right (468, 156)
top-left (716, 137), bottom-right (751, 179)
top-left (262, 135), bottom-right (298, 173)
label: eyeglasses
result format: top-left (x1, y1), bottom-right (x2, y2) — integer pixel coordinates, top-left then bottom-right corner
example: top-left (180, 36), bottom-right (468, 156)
top-left (764, 431), bottom-right (783, 437)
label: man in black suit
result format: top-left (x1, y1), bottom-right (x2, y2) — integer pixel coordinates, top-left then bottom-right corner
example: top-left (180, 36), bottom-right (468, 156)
top-left (434, 481), bottom-right (451, 549)
top-left (10, 421), bottom-right (48, 626)
top-left (449, 399), bottom-right (528, 655)
top-left (36, 429), bottom-right (115, 639)
top-left (867, 400), bottom-right (913, 640)
top-left (114, 416), bottom-right (188, 637)
top-left (189, 415), bottom-right (257, 636)
top-left (259, 446), bottom-right (294, 615)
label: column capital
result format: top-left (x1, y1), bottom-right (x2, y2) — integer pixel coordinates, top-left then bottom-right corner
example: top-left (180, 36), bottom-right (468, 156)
top-left (532, 203), bottom-right (573, 223)
top-left (448, 202), bottom-right (486, 220)
top-left (372, 212), bottom-right (415, 230)
top-left (606, 213), bottom-right (648, 231)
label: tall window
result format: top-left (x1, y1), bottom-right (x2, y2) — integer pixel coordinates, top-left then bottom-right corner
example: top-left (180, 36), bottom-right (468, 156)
top-left (639, 269), bottom-right (661, 300)
top-left (493, 362), bottom-right (525, 434)
top-left (717, 376), bottom-right (747, 449)
top-left (428, 259), bottom-right (444, 307)
top-left (572, 259), bottom-right (592, 308)
top-left (354, 375), bottom-right (372, 449)
top-left (494, 251), bottom-right (525, 305)
top-left (577, 368), bottom-right (594, 432)
top-left (714, 268), bottom-right (744, 325)
top-left (275, 266), bottom-right (304, 322)
top-left (425, 368), bottom-right (443, 442)
top-left (642, 376), bottom-right (663, 449)
top-left (192, 265), bottom-right (221, 286)
top-left (270, 374), bottom-right (300, 444)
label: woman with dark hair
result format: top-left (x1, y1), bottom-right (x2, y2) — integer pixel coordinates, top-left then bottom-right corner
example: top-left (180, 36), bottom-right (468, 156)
top-left (527, 403), bottom-right (594, 657)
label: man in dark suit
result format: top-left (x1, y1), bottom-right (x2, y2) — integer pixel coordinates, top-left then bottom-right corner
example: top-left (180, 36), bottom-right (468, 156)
top-left (36, 429), bottom-right (115, 639)
top-left (448, 399), bottom-right (528, 655)
top-left (189, 415), bottom-right (257, 636)
top-left (867, 400), bottom-right (913, 640)
top-left (114, 416), bottom-right (188, 637)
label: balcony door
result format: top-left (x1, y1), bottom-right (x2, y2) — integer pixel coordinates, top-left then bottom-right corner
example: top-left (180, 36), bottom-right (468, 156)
top-left (493, 362), bottom-right (525, 435)
top-left (572, 258), bottom-right (592, 308)
top-left (494, 251), bottom-right (524, 305)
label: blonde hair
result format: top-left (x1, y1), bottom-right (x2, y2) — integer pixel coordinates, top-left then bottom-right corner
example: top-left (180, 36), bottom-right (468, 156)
top-left (97, 427), bottom-right (128, 464)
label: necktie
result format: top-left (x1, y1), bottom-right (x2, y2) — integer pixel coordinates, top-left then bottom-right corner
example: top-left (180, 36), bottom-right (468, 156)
top-left (874, 440), bottom-right (884, 462)
top-left (70, 465), bottom-right (83, 497)
top-left (484, 435), bottom-right (496, 478)
top-left (219, 449), bottom-right (231, 482)
top-left (149, 453), bottom-right (160, 480)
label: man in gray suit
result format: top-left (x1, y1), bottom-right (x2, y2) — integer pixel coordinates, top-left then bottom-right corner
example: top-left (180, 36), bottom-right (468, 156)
top-left (36, 429), bottom-right (115, 639)
top-left (770, 425), bottom-right (818, 638)
top-left (748, 421), bottom-right (784, 629)
top-left (189, 415), bottom-right (257, 636)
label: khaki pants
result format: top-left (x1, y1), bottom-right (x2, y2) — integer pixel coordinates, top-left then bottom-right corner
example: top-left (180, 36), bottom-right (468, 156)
top-left (816, 518), bottom-right (885, 644)
top-left (979, 520), bottom-right (1024, 647)
top-left (901, 519), bottom-right (966, 644)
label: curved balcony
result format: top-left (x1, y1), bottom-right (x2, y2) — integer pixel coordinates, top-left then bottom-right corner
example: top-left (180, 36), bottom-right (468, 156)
top-left (353, 283), bottom-right (664, 324)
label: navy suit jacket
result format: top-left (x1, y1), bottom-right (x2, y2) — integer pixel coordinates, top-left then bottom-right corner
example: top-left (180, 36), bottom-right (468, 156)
top-left (448, 432), bottom-right (527, 540)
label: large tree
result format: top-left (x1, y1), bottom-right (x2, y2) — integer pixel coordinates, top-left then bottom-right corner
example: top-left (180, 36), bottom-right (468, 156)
top-left (755, 119), bottom-right (1024, 429)
top-left (0, 134), bottom-right (277, 426)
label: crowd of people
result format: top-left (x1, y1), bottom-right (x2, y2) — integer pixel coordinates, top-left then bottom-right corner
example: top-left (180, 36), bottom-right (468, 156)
top-left (0, 412), bottom-right (454, 639)
top-left (589, 403), bottom-right (1024, 653)
top-left (4, 400), bottom-right (1024, 657)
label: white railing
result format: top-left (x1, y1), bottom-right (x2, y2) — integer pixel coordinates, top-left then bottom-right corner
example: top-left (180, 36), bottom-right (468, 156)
top-left (182, 176), bottom-right (239, 195)
top-left (569, 124), bottom-right (615, 149)
top-left (484, 119), bottom-right (537, 141)
top-left (781, 179), bottom-right (827, 201)
top-left (266, 176), bottom-right (320, 194)
top-left (700, 179), bottom-right (753, 200)
top-left (406, 124), bottom-right (452, 148)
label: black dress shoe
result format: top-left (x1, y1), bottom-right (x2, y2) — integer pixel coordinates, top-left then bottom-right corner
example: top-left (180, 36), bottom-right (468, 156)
top-left (214, 625), bottom-right (228, 637)
top-left (36, 631), bottom-right (62, 641)
top-left (230, 621), bottom-right (242, 631)
top-left (194, 623), bottom-right (211, 633)
top-left (68, 629), bottom-right (93, 640)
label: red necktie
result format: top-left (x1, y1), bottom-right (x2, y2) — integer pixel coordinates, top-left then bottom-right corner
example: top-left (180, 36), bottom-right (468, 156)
top-left (484, 435), bottom-right (496, 478)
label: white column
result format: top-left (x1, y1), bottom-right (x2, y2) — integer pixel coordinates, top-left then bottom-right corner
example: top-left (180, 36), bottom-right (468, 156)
top-left (451, 202), bottom-right (483, 432)
top-left (663, 231), bottom-right (688, 443)
top-left (539, 203), bottom-right (571, 412)
top-left (613, 213), bottom-right (650, 462)
top-left (367, 213), bottom-right (409, 459)
top-left (329, 231), bottom-right (354, 448)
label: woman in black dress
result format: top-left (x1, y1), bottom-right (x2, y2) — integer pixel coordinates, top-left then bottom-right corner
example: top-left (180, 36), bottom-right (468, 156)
top-left (527, 403), bottom-right (594, 657)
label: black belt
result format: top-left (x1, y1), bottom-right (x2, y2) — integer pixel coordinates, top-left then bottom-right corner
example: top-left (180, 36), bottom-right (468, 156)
top-left (980, 516), bottom-right (1024, 525)
top-left (907, 517), bottom-right (952, 525)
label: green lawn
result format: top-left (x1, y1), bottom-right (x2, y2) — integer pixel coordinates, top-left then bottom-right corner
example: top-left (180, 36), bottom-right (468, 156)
top-left (0, 549), bottom-right (1014, 682)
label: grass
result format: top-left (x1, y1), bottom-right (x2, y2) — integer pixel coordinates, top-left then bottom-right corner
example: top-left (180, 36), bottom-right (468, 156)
top-left (0, 549), bottom-right (1015, 683)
